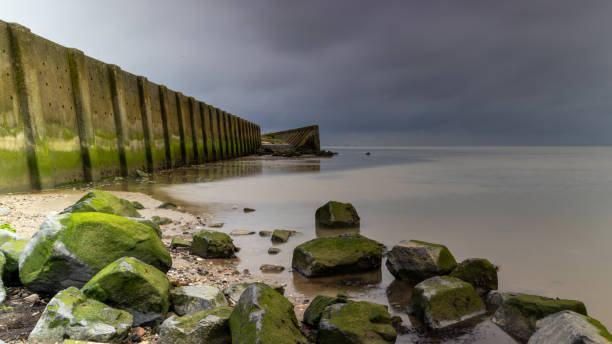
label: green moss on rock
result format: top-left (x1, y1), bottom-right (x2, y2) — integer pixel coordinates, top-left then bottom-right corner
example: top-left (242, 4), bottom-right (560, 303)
top-left (61, 190), bottom-right (141, 217)
top-left (303, 295), bottom-right (348, 327)
top-left (170, 238), bottom-right (191, 249)
top-left (318, 301), bottom-right (397, 344)
top-left (449, 258), bottom-right (498, 296)
top-left (19, 212), bottom-right (171, 294)
top-left (315, 201), bottom-right (360, 228)
top-left (171, 285), bottom-right (228, 316)
top-left (292, 233), bottom-right (383, 277)
top-left (191, 230), bottom-right (236, 258)
top-left (229, 283), bottom-right (307, 344)
top-left (409, 276), bottom-right (486, 330)
top-left (82, 256), bottom-right (171, 326)
top-left (386, 240), bottom-right (457, 283)
top-left (271, 229), bottom-right (292, 243)
top-left (160, 306), bottom-right (233, 344)
top-left (492, 292), bottom-right (587, 341)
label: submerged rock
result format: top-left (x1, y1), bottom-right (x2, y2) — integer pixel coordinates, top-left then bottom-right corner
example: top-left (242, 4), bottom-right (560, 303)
top-left (159, 306), bottom-right (233, 344)
top-left (318, 301), bottom-right (397, 344)
top-left (191, 230), bottom-right (236, 258)
top-left (19, 212), bottom-right (171, 294)
top-left (170, 238), bottom-right (191, 250)
top-left (528, 310), bottom-right (612, 344)
top-left (131, 201), bottom-right (145, 210)
top-left (0, 239), bottom-right (27, 284)
top-left (303, 294), bottom-right (348, 327)
top-left (29, 287), bottom-right (132, 343)
top-left (229, 283), bottom-right (307, 344)
top-left (271, 229), bottom-right (293, 243)
top-left (268, 247), bottom-right (280, 255)
top-left (82, 257), bottom-right (171, 326)
top-left (158, 201), bottom-right (178, 209)
top-left (292, 233), bottom-right (383, 277)
top-left (315, 201), bottom-right (360, 228)
top-left (492, 292), bottom-right (587, 341)
top-left (409, 276), bottom-right (486, 330)
top-left (386, 240), bottom-right (457, 283)
top-left (230, 229), bottom-right (255, 236)
top-left (449, 258), bottom-right (498, 296)
top-left (259, 230), bottom-right (272, 237)
top-left (171, 285), bottom-right (228, 316)
top-left (61, 190), bottom-right (141, 218)
top-left (260, 264), bottom-right (285, 273)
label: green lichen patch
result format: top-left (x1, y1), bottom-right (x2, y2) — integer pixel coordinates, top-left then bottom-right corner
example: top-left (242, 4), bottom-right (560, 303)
top-left (409, 276), bottom-right (485, 330)
top-left (191, 230), bottom-right (236, 258)
top-left (318, 301), bottom-right (397, 344)
top-left (229, 283), bottom-right (307, 344)
top-left (315, 201), bottom-right (360, 228)
top-left (303, 294), bottom-right (348, 327)
top-left (449, 258), bottom-right (498, 295)
top-left (62, 190), bottom-right (141, 217)
top-left (582, 314), bottom-right (612, 341)
top-left (292, 233), bottom-right (383, 277)
top-left (82, 256), bottom-right (171, 326)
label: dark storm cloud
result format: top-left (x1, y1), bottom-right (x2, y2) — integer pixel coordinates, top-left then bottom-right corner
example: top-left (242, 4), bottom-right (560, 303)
top-left (3, 1), bottom-right (612, 145)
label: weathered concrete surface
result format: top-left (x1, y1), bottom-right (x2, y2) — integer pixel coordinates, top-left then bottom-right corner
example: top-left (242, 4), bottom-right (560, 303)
top-left (0, 19), bottom-right (260, 193)
top-left (263, 125), bottom-right (320, 151)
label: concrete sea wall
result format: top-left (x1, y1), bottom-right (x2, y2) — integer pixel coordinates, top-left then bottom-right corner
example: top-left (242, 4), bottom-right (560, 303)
top-left (263, 125), bottom-right (320, 151)
top-left (0, 20), bottom-right (261, 193)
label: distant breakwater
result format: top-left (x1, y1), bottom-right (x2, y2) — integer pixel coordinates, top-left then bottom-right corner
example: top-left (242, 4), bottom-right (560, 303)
top-left (0, 20), bottom-right (261, 193)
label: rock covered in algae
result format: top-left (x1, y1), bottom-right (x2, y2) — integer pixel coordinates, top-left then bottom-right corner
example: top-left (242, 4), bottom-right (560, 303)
top-left (318, 301), bottom-right (397, 344)
top-left (28, 287), bottom-right (133, 343)
top-left (315, 201), bottom-right (360, 228)
top-left (386, 240), bottom-right (457, 283)
top-left (449, 258), bottom-right (498, 296)
top-left (81, 256), bottom-right (171, 326)
top-left (492, 292), bottom-right (587, 341)
top-left (527, 310), bottom-right (612, 344)
top-left (61, 190), bottom-right (141, 217)
top-left (171, 285), bottom-right (228, 316)
top-left (292, 233), bottom-right (383, 277)
top-left (191, 230), bottom-right (237, 258)
top-left (0, 238), bottom-right (27, 284)
top-left (0, 227), bottom-right (19, 246)
top-left (229, 283), bottom-right (307, 344)
top-left (303, 294), bottom-right (348, 327)
top-left (409, 276), bottom-right (486, 330)
top-left (271, 229), bottom-right (293, 243)
top-left (159, 306), bottom-right (233, 344)
top-left (19, 212), bottom-right (171, 294)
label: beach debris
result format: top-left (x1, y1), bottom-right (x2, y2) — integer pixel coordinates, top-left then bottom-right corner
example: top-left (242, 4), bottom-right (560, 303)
top-left (386, 240), bottom-right (457, 283)
top-left (315, 201), bottom-right (360, 228)
top-left (292, 233), bottom-right (383, 277)
top-left (191, 230), bottom-right (237, 258)
top-left (160, 306), bottom-right (232, 344)
top-left (170, 285), bottom-right (228, 316)
top-left (61, 190), bottom-right (141, 218)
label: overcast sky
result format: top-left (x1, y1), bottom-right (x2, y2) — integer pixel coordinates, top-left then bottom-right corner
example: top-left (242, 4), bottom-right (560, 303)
top-left (3, 1), bottom-right (612, 145)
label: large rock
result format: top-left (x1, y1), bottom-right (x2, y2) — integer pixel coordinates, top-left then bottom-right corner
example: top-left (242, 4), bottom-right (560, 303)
top-left (292, 233), bottom-right (383, 277)
top-left (315, 201), bottom-right (360, 228)
top-left (303, 294), bottom-right (348, 327)
top-left (19, 212), bottom-right (172, 294)
top-left (61, 190), bottom-right (141, 217)
top-left (82, 256), bottom-right (171, 326)
top-left (491, 292), bottom-right (587, 341)
top-left (318, 301), bottom-right (397, 344)
top-left (409, 276), bottom-right (486, 329)
top-left (528, 310), bottom-right (612, 344)
top-left (0, 239), bottom-right (27, 284)
top-left (229, 283), bottom-right (307, 344)
top-left (449, 258), bottom-right (498, 296)
top-left (29, 287), bottom-right (133, 343)
top-left (171, 285), bottom-right (228, 316)
top-left (386, 240), bottom-right (457, 283)
top-left (160, 306), bottom-right (233, 344)
top-left (191, 230), bottom-right (237, 258)
top-left (223, 283), bottom-right (285, 306)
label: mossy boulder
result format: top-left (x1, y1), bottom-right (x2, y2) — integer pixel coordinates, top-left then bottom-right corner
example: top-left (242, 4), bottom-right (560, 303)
top-left (61, 190), bottom-right (141, 217)
top-left (409, 276), bottom-right (486, 330)
top-left (449, 258), bottom-right (498, 296)
top-left (81, 256), bottom-right (171, 326)
top-left (170, 238), bottom-right (191, 250)
top-left (223, 283), bottom-right (285, 306)
top-left (315, 201), bottom-right (360, 228)
top-left (292, 233), bottom-right (383, 277)
top-left (19, 212), bottom-right (172, 294)
top-left (386, 240), bottom-right (457, 283)
top-left (171, 285), bottom-right (228, 316)
top-left (303, 294), bottom-right (348, 327)
top-left (28, 287), bottom-right (133, 343)
top-left (528, 310), bottom-right (611, 344)
top-left (191, 230), bottom-right (236, 258)
top-left (152, 216), bottom-right (172, 225)
top-left (0, 227), bottom-right (19, 246)
top-left (271, 229), bottom-right (293, 243)
top-left (491, 292), bottom-right (587, 341)
top-left (318, 301), bottom-right (397, 344)
top-left (160, 306), bottom-right (233, 344)
top-left (1, 239), bottom-right (27, 284)
top-left (229, 283), bottom-right (307, 344)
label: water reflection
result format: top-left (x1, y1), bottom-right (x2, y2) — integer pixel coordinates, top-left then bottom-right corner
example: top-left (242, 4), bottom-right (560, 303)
top-left (315, 225), bottom-right (360, 238)
top-left (292, 269), bottom-right (383, 296)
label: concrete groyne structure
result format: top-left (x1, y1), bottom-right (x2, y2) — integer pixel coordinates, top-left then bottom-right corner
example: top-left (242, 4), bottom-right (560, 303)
top-left (0, 20), bottom-right (261, 193)
top-left (262, 125), bottom-right (320, 151)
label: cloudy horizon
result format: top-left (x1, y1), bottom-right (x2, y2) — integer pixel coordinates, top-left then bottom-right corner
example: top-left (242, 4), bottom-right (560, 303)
top-left (3, 1), bottom-right (612, 146)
